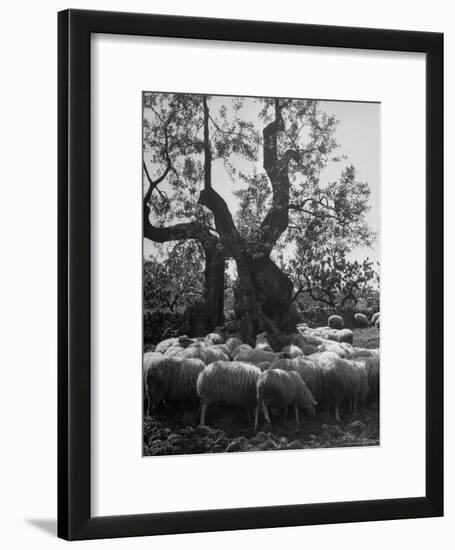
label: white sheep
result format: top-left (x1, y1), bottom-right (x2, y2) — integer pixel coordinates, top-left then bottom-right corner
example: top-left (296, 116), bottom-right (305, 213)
top-left (319, 356), bottom-right (369, 420)
top-left (179, 343), bottom-right (230, 365)
top-left (205, 332), bottom-right (225, 345)
top-left (335, 328), bottom-right (354, 344)
top-left (328, 315), bottom-right (344, 330)
top-left (144, 355), bottom-right (205, 416)
top-left (225, 336), bottom-right (244, 354)
top-left (354, 313), bottom-right (369, 328)
top-left (230, 343), bottom-right (253, 359)
top-left (255, 369), bottom-right (317, 429)
top-left (317, 341), bottom-right (347, 358)
top-left (362, 356), bottom-right (380, 402)
top-left (281, 344), bottom-right (304, 358)
top-left (234, 348), bottom-right (284, 364)
top-left (351, 347), bottom-right (379, 358)
top-left (154, 337), bottom-right (179, 354)
top-left (255, 332), bottom-right (274, 352)
top-left (371, 312), bottom-right (380, 326)
top-left (270, 357), bottom-right (324, 403)
top-left (197, 361), bottom-right (261, 426)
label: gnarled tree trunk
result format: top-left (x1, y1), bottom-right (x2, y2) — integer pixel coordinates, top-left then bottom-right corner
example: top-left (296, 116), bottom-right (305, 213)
top-left (233, 252), bottom-right (299, 343)
top-left (184, 243), bottom-right (225, 336)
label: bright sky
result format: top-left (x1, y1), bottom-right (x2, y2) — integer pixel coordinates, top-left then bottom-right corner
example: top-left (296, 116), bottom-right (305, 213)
top-left (143, 95), bottom-right (380, 265)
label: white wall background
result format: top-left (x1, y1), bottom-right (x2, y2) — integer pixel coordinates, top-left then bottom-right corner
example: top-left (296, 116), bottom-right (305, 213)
top-left (0, 1), bottom-right (451, 548)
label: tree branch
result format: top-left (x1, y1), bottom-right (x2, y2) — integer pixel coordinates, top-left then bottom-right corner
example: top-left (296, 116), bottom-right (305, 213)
top-left (260, 99), bottom-right (298, 249)
top-left (197, 95), bottom-right (242, 247)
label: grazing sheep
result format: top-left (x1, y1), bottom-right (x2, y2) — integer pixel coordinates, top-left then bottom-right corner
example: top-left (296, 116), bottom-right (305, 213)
top-left (205, 332), bottom-right (225, 345)
top-left (290, 332), bottom-right (325, 349)
top-left (234, 348), bottom-right (284, 364)
top-left (371, 312), bottom-right (380, 326)
top-left (180, 343), bottom-right (230, 365)
top-left (351, 347), bottom-right (379, 358)
top-left (255, 332), bottom-right (274, 352)
top-left (354, 313), bottom-right (369, 328)
top-left (323, 329), bottom-right (344, 342)
top-left (144, 355), bottom-right (205, 415)
top-left (320, 357), bottom-right (369, 420)
top-left (255, 369), bottom-right (317, 429)
top-left (339, 342), bottom-right (355, 358)
top-left (363, 356), bottom-right (380, 402)
top-left (301, 344), bottom-right (320, 356)
top-left (213, 343), bottom-right (231, 357)
top-left (225, 336), bottom-right (243, 354)
top-left (328, 315), bottom-right (344, 330)
top-left (308, 351), bottom-right (341, 368)
top-left (231, 343), bottom-right (253, 359)
top-left (281, 344), bottom-right (304, 358)
top-left (257, 361), bottom-right (272, 372)
top-left (155, 337), bottom-right (180, 354)
top-left (197, 361), bottom-right (261, 426)
top-left (335, 328), bottom-right (354, 344)
top-left (270, 357), bottom-right (324, 403)
top-left (318, 341), bottom-right (347, 358)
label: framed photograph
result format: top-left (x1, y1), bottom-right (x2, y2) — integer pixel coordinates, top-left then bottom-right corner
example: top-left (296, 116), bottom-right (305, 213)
top-left (58, 9), bottom-right (443, 540)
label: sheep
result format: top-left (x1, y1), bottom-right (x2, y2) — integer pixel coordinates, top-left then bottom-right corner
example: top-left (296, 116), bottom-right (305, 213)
top-left (335, 328), bottom-right (354, 344)
top-left (308, 351), bottom-right (341, 368)
top-left (154, 337), bottom-right (179, 354)
top-left (351, 347), bottom-right (379, 358)
top-left (301, 344), bottom-right (320, 356)
top-left (179, 343), bottom-right (230, 365)
top-left (270, 357), bottom-right (324, 403)
top-left (354, 313), bottom-right (370, 328)
top-left (255, 332), bottom-right (273, 352)
top-left (144, 355), bottom-right (205, 416)
top-left (205, 332), bottom-right (225, 345)
top-left (213, 343), bottom-right (231, 357)
top-left (290, 332), bottom-right (325, 349)
top-left (319, 357), bottom-right (369, 421)
top-left (363, 356), bottom-right (380, 402)
top-left (257, 361), bottom-right (272, 372)
top-left (255, 369), bottom-right (317, 429)
top-left (231, 343), bottom-right (252, 359)
top-left (371, 312), bottom-right (380, 326)
top-left (234, 348), bottom-right (283, 364)
top-left (225, 336), bottom-right (243, 354)
top-left (281, 344), bottom-right (304, 358)
top-left (196, 361), bottom-right (261, 426)
top-left (340, 342), bottom-right (355, 358)
top-left (324, 329), bottom-right (344, 342)
top-left (318, 341), bottom-right (347, 358)
top-left (328, 315), bottom-right (344, 330)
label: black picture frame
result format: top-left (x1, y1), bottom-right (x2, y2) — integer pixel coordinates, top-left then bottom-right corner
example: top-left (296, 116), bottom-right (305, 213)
top-left (58, 8), bottom-right (444, 541)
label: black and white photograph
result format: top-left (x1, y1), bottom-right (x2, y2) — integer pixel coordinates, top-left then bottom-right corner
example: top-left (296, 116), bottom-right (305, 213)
top-left (142, 92), bottom-right (380, 456)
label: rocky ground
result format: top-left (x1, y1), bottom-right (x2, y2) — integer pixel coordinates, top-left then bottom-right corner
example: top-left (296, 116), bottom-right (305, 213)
top-left (143, 404), bottom-right (379, 456)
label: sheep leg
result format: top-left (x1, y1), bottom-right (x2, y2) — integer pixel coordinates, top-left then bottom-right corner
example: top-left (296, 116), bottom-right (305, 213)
top-left (262, 402), bottom-right (271, 424)
top-left (254, 406), bottom-right (259, 430)
top-left (200, 403), bottom-right (207, 426)
top-left (334, 404), bottom-right (341, 422)
top-left (294, 405), bottom-right (300, 424)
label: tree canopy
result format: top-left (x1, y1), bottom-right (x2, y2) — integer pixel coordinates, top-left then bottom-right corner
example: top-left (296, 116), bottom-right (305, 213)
top-left (143, 92), bottom-right (378, 338)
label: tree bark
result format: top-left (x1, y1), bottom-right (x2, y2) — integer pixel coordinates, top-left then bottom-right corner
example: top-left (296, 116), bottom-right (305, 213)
top-left (182, 243), bottom-right (225, 336)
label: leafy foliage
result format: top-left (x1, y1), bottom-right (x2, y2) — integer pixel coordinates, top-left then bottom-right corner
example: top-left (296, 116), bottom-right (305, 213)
top-left (143, 240), bottom-right (204, 312)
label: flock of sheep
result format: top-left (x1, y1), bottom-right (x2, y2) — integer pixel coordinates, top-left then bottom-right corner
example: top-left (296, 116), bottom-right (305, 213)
top-left (143, 313), bottom-right (379, 430)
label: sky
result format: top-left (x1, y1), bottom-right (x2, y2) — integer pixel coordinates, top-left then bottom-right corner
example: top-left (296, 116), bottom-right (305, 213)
top-left (143, 94), bottom-right (380, 265)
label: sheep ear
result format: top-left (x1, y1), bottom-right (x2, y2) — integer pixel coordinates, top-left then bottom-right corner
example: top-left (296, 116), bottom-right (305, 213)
top-left (313, 400), bottom-right (318, 406)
